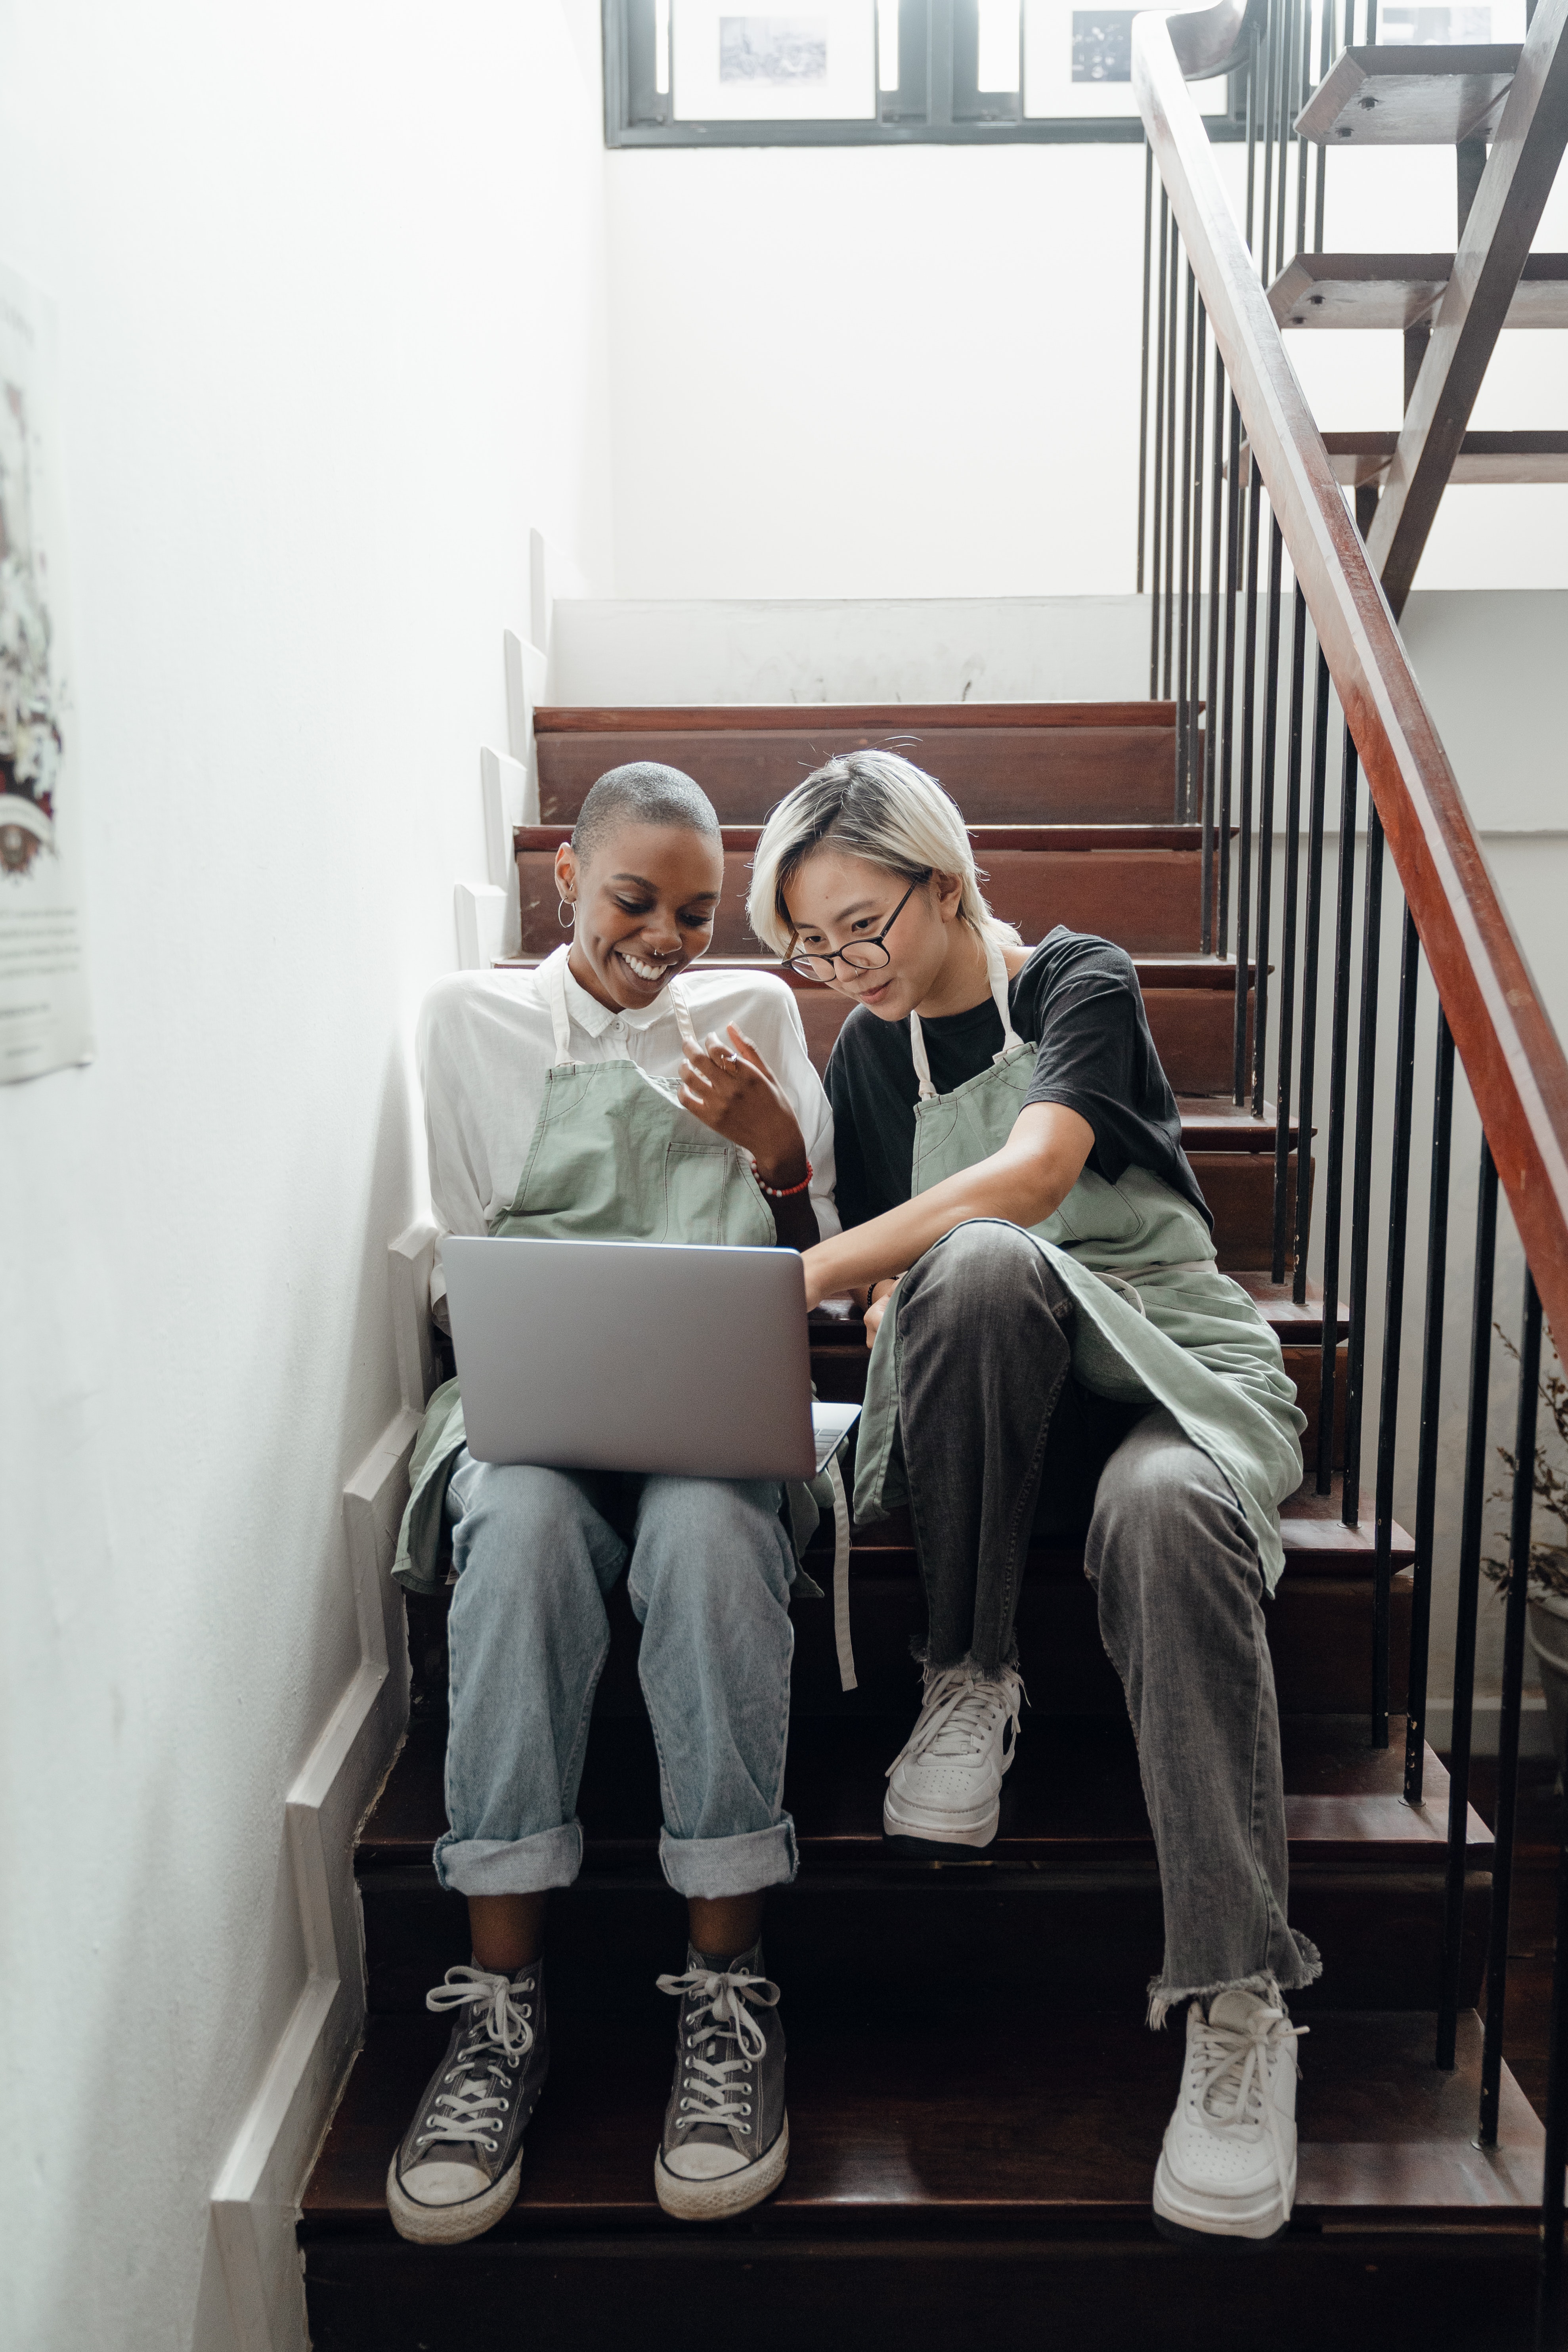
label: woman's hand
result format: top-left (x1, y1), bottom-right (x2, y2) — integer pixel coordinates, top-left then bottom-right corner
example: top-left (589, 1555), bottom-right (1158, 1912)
top-left (862, 1279), bottom-right (899, 1350)
top-left (678, 1023), bottom-right (808, 1187)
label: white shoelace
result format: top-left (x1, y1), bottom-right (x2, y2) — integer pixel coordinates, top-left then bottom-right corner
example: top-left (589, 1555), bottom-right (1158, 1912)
top-left (1191, 2002), bottom-right (1308, 2188)
top-left (656, 1965), bottom-right (780, 2138)
top-left (885, 1664), bottom-right (1024, 1777)
top-left (415, 1966), bottom-right (537, 2155)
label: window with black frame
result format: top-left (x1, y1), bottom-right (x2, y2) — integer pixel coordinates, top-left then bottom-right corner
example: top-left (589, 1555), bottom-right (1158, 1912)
top-left (602, 0), bottom-right (1246, 143)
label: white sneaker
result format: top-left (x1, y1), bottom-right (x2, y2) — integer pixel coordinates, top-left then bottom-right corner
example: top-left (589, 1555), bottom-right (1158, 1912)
top-left (882, 1664), bottom-right (1024, 1853)
top-left (1152, 1989), bottom-right (1306, 2245)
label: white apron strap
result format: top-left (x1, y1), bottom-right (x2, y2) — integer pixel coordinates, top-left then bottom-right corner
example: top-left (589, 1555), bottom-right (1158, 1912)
top-left (827, 1452), bottom-right (856, 1692)
top-left (908, 929), bottom-right (1023, 1103)
top-left (666, 979), bottom-right (702, 1056)
top-left (543, 947), bottom-right (576, 1068)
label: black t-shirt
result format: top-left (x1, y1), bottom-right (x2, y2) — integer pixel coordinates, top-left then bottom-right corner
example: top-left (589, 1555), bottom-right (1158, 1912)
top-left (824, 927), bottom-right (1212, 1233)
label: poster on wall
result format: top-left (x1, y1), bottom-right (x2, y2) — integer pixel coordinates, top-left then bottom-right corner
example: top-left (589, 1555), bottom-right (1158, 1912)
top-left (0, 261), bottom-right (92, 1084)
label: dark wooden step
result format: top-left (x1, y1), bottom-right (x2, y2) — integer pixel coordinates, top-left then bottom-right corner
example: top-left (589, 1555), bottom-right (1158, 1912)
top-left (1271, 250), bottom-right (1568, 331)
top-left (534, 701), bottom-right (1184, 826)
top-left (359, 1715), bottom-right (1488, 1880)
top-left (496, 951), bottom-right (1253, 1095)
top-left (812, 1327), bottom-right (1346, 1469)
top-left (1319, 429), bottom-right (1568, 488)
top-left (1295, 44), bottom-right (1519, 144)
top-left (516, 834), bottom-right (1219, 959)
top-left (301, 2011), bottom-right (1537, 2259)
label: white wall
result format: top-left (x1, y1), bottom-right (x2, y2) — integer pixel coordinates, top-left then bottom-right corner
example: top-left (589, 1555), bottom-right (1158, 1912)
top-left (0, 5), bottom-right (610, 2349)
top-left (604, 132), bottom-right (1568, 600)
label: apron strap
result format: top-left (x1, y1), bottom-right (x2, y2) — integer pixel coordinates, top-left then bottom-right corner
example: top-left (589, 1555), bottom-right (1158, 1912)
top-left (827, 1452), bottom-right (856, 1693)
top-left (908, 928), bottom-right (1024, 1104)
top-left (666, 979), bottom-right (702, 1057)
top-left (543, 947), bottom-right (576, 1068)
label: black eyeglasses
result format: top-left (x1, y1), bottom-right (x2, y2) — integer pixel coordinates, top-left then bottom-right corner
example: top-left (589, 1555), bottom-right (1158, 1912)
top-left (788, 879), bottom-right (924, 979)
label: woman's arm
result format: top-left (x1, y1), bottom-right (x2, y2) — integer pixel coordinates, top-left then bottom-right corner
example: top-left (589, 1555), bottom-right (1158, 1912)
top-left (799, 1099), bottom-right (1094, 1309)
top-left (679, 1023), bottom-right (820, 1250)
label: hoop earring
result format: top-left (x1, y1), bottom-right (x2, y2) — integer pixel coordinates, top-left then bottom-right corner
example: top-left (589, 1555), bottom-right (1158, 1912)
top-left (557, 897), bottom-right (575, 931)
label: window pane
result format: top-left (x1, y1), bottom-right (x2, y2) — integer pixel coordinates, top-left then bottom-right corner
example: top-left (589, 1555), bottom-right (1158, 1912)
top-left (1023, 0), bottom-right (1226, 117)
top-left (977, 0), bottom-right (1021, 91)
top-left (673, 0), bottom-right (878, 117)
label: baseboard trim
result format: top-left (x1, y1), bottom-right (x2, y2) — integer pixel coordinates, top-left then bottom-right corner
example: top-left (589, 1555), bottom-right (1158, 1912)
top-left (210, 1402), bottom-right (421, 2352)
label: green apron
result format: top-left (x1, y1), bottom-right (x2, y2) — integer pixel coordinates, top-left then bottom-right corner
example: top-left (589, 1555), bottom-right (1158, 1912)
top-left (394, 947), bottom-right (850, 1661)
top-left (853, 934), bottom-right (1305, 1591)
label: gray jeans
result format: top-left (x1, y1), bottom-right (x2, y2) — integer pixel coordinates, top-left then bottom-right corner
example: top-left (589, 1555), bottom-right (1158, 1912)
top-left (437, 1453), bottom-right (799, 1901)
top-left (895, 1219), bottom-right (1322, 2021)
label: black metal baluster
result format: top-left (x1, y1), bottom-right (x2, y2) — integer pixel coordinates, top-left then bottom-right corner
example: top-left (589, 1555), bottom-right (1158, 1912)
top-left (1293, 651), bottom-right (1331, 1304)
top-left (1480, 1267), bottom-right (1544, 2144)
top-left (1316, 734), bottom-right (1360, 1494)
top-left (1251, 514), bottom-right (1285, 1119)
top-left (1313, 0), bottom-right (1333, 252)
top-left (1276, 0), bottom-right (1298, 278)
top-left (1177, 266), bottom-right (1197, 819)
top-left (1535, 1809), bottom-right (1568, 2345)
top-left (1370, 905), bottom-right (1419, 1748)
top-left (1202, 352), bottom-right (1225, 949)
top-left (1271, 584), bottom-right (1308, 1280)
top-left (1218, 397), bottom-right (1243, 958)
top-left (1164, 211), bottom-right (1179, 700)
top-left (1341, 801), bottom-right (1384, 1526)
top-left (1258, 0), bottom-right (1279, 281)
top-left (1293, 0), bottom-right (1311, 258)
top-left (1188, 302), bottom-right (1208, 828)
top-left (1438, 1142), bottom-right (1498, 2070)
top-left (1138, 143), bottom-right (1153, 599)
top-left (1245, 8), bottom-right (1260, 261)
top-left (1233, 471), bottom-right (1263, 1102)
top-left (1150, 188), bottom-right (1169, 701)
top-left (1405, 1011), bottom-right (1453, 1805)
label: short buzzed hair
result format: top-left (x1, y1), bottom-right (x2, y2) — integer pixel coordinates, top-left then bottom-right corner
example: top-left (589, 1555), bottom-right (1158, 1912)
top-left (570, 761), bottom-right (721, 864)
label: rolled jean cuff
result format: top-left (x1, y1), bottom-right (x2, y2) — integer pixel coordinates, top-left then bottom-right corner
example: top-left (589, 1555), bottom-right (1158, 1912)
top-left (433, 1819), bottom-right (583, 1897)
top-left (658, 1815), bottom-right (799, 1899)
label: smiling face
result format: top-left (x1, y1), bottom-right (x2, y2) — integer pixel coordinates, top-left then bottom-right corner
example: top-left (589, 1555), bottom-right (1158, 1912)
top-left (555, 820), bottom-right (725, 1012)
top-left (781, 846), bottom-right (969, 1023)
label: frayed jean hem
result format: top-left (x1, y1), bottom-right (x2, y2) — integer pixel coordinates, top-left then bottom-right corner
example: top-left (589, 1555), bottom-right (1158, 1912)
top-left (1145, 1932), bottom-right (1324, 2031)
top-left (658, 1815), bottom-right (799, 1899)
top-left (433, 1820), bottom-right (583, 1897)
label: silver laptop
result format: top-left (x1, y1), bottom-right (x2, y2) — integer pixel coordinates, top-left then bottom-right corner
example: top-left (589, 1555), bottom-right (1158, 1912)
top-left (441, 1235), bottom-right (860, 1482)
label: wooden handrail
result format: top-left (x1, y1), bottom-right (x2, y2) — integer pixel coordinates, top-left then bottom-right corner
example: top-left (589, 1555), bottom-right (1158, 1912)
top-left (1134, 13), bottom-right (1568, 1350)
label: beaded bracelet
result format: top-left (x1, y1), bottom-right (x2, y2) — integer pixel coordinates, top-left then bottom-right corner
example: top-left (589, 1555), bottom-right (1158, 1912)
top-left (753, 1159), bottom-right (814, 1201)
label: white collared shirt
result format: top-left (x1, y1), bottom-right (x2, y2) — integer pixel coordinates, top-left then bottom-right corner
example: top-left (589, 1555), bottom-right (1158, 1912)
top-left (418, 945), bottom-right (840, 1259)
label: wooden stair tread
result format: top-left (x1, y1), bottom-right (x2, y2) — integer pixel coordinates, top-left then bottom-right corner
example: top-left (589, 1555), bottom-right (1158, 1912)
top-left (300, 2008), bottom-right (1539, 2233)
top-left (1321, 430), bottom-right (1568, 487)
top-left (1271, 250), bottom-right (1568, 331)
top-left (534, 702), bottom-right (1184, 733)
top-left (1233, 1275), bottom-right (1349, 1342)
top-left (517, 823), bottom-right (1220, 853)
top-left (357, 1717), bottom-right (1489, 1872)
top-left (839, 1477), bottom-right (1411, 1577)
top-left (498, 950), bottom-right (1254, 991)
top-left (1295, 44), bottom-right (1519, 145)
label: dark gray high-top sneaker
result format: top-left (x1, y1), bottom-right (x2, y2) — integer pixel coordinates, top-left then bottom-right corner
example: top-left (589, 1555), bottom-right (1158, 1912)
top-left (386, 1961), bottom-right (549, 2245)
top-left (654, 1942), bottom-right (788, 2220)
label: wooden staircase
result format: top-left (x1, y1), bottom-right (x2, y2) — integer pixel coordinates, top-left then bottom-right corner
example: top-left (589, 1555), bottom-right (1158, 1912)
top-left (297, 701), bottom-right (1548, 2348)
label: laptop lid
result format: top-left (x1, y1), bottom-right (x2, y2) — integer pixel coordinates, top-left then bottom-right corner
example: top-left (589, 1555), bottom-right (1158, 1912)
top-left (441, 1234), bottom-right (824, 1482)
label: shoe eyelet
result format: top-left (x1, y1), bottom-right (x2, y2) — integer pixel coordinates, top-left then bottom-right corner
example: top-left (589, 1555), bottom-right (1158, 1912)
top-left (741, 2125), bottom-right (751, 2136)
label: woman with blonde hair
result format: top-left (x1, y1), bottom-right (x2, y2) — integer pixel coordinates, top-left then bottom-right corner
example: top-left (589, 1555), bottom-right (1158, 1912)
top-left (749, 748), bottom-right (1313, 2250)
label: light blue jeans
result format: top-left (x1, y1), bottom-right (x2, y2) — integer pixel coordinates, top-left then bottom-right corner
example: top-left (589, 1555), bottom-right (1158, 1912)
top-left (434, 1450), bottom-right (800, 1901)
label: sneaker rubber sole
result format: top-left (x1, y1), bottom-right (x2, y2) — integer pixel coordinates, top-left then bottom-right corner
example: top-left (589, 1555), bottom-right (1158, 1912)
top-left (654, 2116), bottom-right (790, 2221)
top-left (1151, 2149), bottom-right (1293, 2247)
top-left (882, 1790), bottom-right (1000, 1855)
top-left (386, 2146), bottom-right (526, 2245)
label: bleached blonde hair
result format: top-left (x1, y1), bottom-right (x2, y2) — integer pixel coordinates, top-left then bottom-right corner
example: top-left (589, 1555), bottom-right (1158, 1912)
top-left (746, 748), bottom-right (1022, 957)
